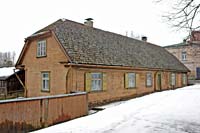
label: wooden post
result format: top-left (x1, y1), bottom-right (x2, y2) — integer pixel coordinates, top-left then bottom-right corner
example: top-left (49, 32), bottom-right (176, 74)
top-left (13, 69), bottom-right (27, 97)
top-left (65, 65), bottom-right (72, 94)
top-left (5, 81), bottom-right (7, 99)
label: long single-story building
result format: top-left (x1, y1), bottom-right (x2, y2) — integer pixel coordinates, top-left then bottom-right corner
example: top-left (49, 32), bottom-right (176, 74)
top-left (16, 18), bottom-right (189, 106)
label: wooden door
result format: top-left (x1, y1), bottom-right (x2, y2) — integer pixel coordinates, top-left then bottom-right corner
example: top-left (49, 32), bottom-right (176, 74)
top-left (156, 73), bottom-right (161, 91)
top-left (196, 67), bottom-right (200, 79)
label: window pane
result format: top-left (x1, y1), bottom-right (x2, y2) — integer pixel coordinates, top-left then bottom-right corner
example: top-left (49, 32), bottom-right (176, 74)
top-left (128, 73), bottom-right (135, 88)
top-left (45, 80), bottom-right (49, 90)
top-left (171, 73), bottom-right (176, 85)
top-left (43, 80), bottom-right (46, 89)
top-left (42, 43), bottom-right (44, 56)
top-left (43, 45), bottom-right (46, 55)
top-left (182, 51), bottom-right (186, 60)
top-left (42, 72), bottom-right (50, 91)
top-left (182, 74), bottom-right (187, 85)
top-left (43, 73), bottom-right (49, 78)
top-left (97, 80), bottom-right (100, 90)
top-left (37, 43), bottom-right (41, 56)
top-left (37, 40), bottom-right (46, 57)
top-left (92, 73), bottom-right (95, 79)
top-left (146, 73), bottom-right (152, 86)
top-left (91, 80), bottom-right (95, 90)
top-left (94, 80), bottom-right (97, 90)
top-left (92, 73), bottom-right (101, 79)
top-left (91, 73), bottom-right (102, 91)
top-left (42, 42), bottom-right (46, 56)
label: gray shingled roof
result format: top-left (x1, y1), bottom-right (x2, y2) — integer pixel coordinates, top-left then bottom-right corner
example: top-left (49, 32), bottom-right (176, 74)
top-left (35, 19), bottom-right (189, 72)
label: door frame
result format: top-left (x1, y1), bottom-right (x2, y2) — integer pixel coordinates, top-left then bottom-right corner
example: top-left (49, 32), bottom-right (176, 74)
top-left (196, 67), bottom-right (200, 79)
top-left (155, 72), bottom-right (162, 91)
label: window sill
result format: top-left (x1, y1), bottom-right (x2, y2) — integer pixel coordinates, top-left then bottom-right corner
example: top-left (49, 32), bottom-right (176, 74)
top-left (126, 87), bottom-right (136, 89)
top-left (146, 85), bottom-right (152, 88)
top-left (88, 90), bottom-right (105, 93)
top-left (37, 55), bottom-right (47, 58)
top-left (41, 90), bottom-right (50, 93)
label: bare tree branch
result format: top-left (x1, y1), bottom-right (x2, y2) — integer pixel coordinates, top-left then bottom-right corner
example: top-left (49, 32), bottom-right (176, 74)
top-left (156, 0), bottom-right (200, 35)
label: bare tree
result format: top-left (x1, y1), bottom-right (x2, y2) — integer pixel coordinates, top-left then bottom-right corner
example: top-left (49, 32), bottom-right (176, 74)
top-left (0, 51), bottom-right (16, 67)
top-left (12, 51), bottom-right (16, 64)
top-left (156, 0), bottom-right (200, 36)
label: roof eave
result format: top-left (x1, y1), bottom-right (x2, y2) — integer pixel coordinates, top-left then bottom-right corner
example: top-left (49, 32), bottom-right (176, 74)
top-left (63, 62), bottom-right (189, 72)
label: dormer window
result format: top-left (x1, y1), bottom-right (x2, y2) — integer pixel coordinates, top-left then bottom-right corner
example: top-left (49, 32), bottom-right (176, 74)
top-left (37, 40), bottom-right (46, 57)
top-left (181, 51), bottom-right (186, 61)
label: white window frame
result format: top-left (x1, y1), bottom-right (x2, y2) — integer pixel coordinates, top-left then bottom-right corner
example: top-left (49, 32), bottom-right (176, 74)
top-left (37, 40), bottom-right (46, 57)
top-left (128, 73), bottom-right (136, 88)
top-left (91, 73), bottom-right (102, 91)
top-left (181, 51), bottom-right (187, 61)
top-left (146, 73), bottom-right (152, 87)
top-left (171, 73), bottom-right (176, 86)
top-left (41, 72), bottom-right (50, 91)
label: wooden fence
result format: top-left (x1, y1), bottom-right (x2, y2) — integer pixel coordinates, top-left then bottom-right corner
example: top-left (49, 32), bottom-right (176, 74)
top-left (0, 92), bottom-right (88, 132)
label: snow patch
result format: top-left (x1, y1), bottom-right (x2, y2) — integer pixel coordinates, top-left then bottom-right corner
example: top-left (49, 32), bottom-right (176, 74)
top-left (0, 67), bottom-right (17, 77)
top-left (32, 85), bottom-right (200, 133)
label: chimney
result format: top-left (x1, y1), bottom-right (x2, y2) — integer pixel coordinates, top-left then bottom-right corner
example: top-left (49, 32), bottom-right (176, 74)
top-left (141, 36), bottom-right (147, 42)
top-left (84, 18), bottom-right (93, 27)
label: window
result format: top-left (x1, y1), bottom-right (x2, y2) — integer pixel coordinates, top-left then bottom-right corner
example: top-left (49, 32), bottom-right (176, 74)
top-left (91, 73), bottom-right (102, 91)
top-left (146, 73), bottom-right (152, 87)
top-left (125, 73), bottom-right (136, 88)
top-left (0, 81), bottom-right (5, 87)
top-left (85, 72), bottom-right (106, 92)
top-left (37, 40), bottom-right (46, 57)
top-left (171, 73), bottom-right (176, 86)
top-left (181, 51), bottom-right (186, 61)
top-left (2, 81), bottom-right (5, 87)
top-left (182, 74), bottom-right (187, 85)
top-left (41, 72), bottom-right (50, 91)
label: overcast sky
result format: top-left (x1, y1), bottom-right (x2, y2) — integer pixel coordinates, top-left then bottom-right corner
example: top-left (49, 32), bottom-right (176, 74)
top-left (0, 0), bottom-right (187, 59)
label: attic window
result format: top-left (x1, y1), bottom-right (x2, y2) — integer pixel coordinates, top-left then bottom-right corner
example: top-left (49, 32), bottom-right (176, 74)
top-left (37, 40), bottom-right (46, 57)
top-left (181, 51), bottom-right (186, 61)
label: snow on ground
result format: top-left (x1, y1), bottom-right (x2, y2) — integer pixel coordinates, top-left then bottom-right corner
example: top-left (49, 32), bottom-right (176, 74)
top-left (33, 85), bottom-right (200, 133)
top-left (0, 67), bottom-right (17, 77)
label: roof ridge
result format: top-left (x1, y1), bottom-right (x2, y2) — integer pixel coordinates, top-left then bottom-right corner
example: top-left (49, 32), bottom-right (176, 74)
top-left (62, 18), bottom-right (162, 47)
top-left (34, 18), bottom-right (161, 48)
top-left (34, 19), bottom-right (62, 34)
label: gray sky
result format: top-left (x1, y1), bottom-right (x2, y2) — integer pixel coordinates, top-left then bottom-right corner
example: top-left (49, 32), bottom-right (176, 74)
top-left (0, 0), bottom-right (187, 58)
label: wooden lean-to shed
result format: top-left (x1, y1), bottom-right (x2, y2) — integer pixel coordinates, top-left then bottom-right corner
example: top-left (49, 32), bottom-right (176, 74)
top-left (0, 67), bottom-right (24, 99)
